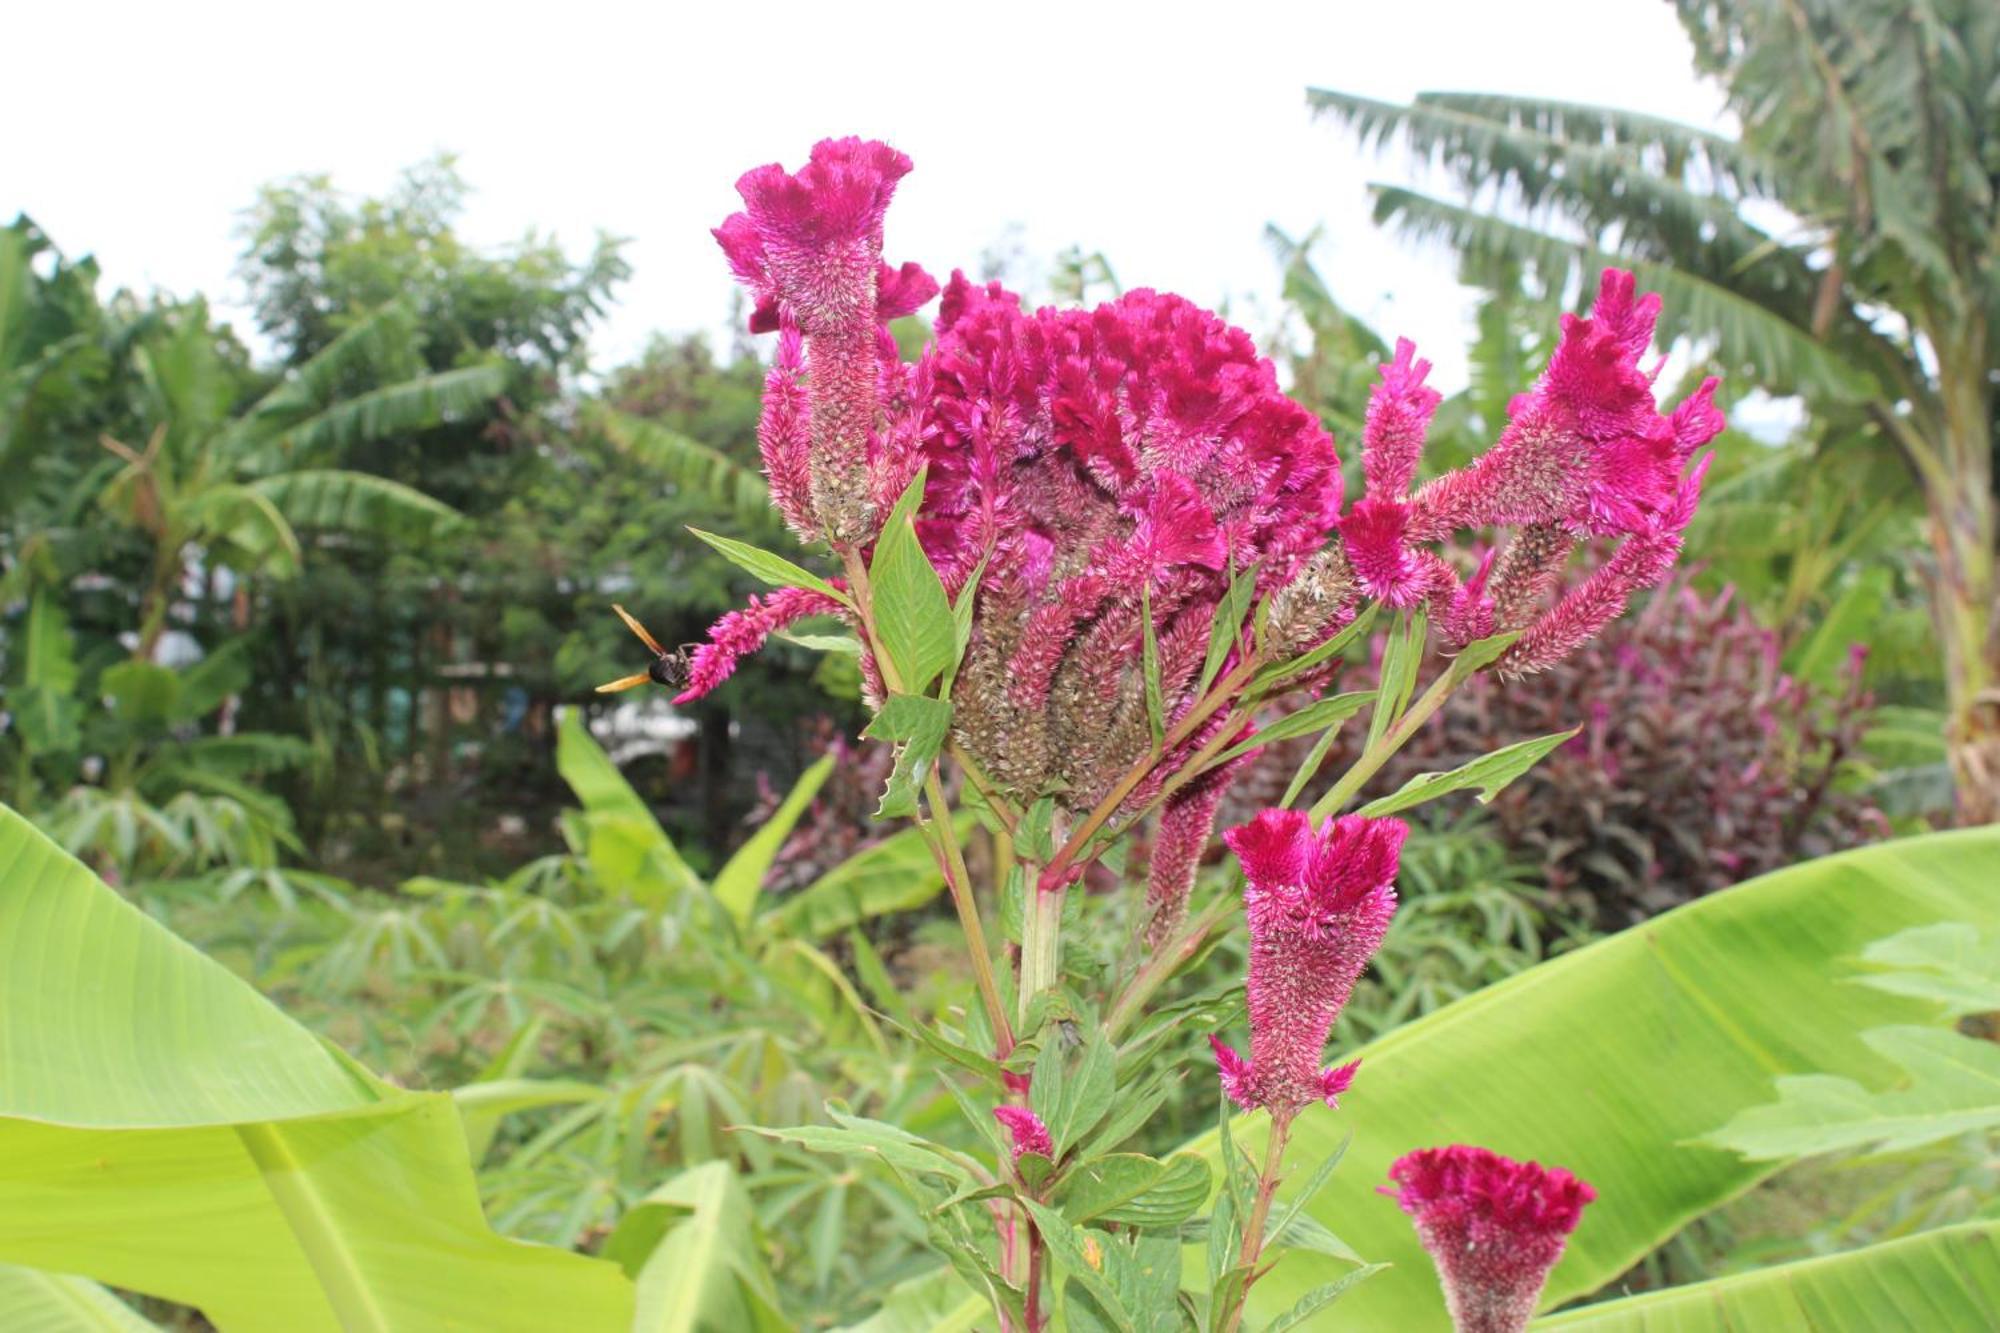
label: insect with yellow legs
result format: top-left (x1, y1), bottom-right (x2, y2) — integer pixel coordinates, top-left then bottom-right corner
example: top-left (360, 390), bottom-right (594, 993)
top-left (596, 604), bottom-right (698, 694)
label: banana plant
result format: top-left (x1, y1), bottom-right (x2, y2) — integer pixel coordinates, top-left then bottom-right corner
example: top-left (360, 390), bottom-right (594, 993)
top-left (95, 301), bottom-right (496, 659)
top-left (0, 801), bottom-right (803, 1331)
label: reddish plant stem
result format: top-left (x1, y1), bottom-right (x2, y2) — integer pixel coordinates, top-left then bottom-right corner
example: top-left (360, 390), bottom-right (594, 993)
top-left (1023, 1223), bottom-right (1044, 1331)
top-left (1223, 1110), bottom-right (1296, 1333)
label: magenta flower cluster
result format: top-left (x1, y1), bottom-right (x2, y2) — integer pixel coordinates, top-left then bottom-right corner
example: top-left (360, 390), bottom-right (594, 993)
top-left (682, 137), bottom-right (1721, 797)
top-left (1343, 277), bottom-right (1725, 677)
top-left (1386, 1145), bottom-right (1596, 1333)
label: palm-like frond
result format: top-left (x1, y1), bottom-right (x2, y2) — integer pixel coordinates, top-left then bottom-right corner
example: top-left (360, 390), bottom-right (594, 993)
top-left (593, 407), bottom-right (784, 536)
top-left (1311, 89), bottom-right (1818, 307)
top-left (1411, 92), bottom-right (1773, 192)
top-left (1262, 224), bottom-right (1390, 362)
top-left (1367, 186), bottom-right (1879, 402)
top-left (274, 363), bottom-right (505, 461)
top-left (249, 468), bottom-right (464, 543)
top-left (184, 483), bottom-right (302, 574)
top-left (242, 303), bottom-right (420, 429)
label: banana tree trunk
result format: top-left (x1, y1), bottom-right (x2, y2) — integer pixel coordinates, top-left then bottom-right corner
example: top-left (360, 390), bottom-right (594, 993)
top-left (1935, 551), bottom-right (2000, 824)
top-left (1928, 331), bottom-right (1999, 826)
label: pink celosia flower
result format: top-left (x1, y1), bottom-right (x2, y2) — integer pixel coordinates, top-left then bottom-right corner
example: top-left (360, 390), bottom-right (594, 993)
top-left (714, 137), bottom-right (937, 542)
top-left (929, 277), bottom-right (1346, 805)
top-left (992, 1106), bottom-right (1054, 1163)
top-left (1500, 455), bottom-right (1709, 679)
top-left (1210, 809), bottom-right (1406, 1116)
top-left (672, 584), bottom-right (845, 703)
top-left (1331, 269), bottom-right (1722, 666)
top-left (686, 144), bottom-right (1720, 864)
top-left (1412, 271), bottom-right (1718, 540)
top-left (1385, 1146), bottom-right (1596, 1333)
top-left (696, 139), bottom-right (1358, 787)
top-left (1142, 752), bottom-right (1252, 949)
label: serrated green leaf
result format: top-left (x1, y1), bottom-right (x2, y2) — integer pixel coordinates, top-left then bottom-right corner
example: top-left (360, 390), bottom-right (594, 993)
top-left (1023, 1202), bottom-right (1133, 1333)
top-left (868, 471), bottom-right (955, 693)
top-left (863, 695), bottom-right (953, 819)
top-left (1700, 1025), bottom-right (2000, 1159)
top-left (1854, 924), bottom-right (2000, 1018)
top-left (1060, 1153), bottom-right (1211, 1228)
top-left (1046, 1030), bottom-right (1117, 1157)
top-left (1080, 1082), bottom-right (1170, 1158)
top-left (1017, 797), bottom-right (1058, 863)
top-left (889, 1016), bottom-right (1002, 1083)
top-left (1357, 725), bottom-right (1578, 817)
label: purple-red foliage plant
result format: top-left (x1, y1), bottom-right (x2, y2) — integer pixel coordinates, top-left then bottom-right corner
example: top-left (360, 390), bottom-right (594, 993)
top-left (655, 135), bottom-right (1722, 1332)
top-left (1288, 574), bottom-right (1888, 928)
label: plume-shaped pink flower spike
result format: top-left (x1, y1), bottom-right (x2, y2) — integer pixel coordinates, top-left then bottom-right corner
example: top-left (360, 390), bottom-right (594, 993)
top-left (1501, 453), bottom-right (1712, 678)
top-left (1210, 809), bottom-right (1406, 1117)
top-left (1385, 1146), bottom-right (1596, 1333)
top-left (992, 1106), bottom-right (1054, 1163)
top-left (674, 584), bottom-right (848, 703)
top-left (1341, 339), bottom-right (1444, 607)
top-left (1362, 337), bottom-right (1442, 500)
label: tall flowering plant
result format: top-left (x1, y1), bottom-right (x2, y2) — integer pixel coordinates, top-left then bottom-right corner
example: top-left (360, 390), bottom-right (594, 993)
top-left (620, 137), bottom-right (1720, 1331)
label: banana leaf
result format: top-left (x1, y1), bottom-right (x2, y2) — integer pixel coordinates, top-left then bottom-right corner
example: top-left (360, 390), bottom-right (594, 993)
top-left (0, 803), bottom-right (633, 1332)
top-left (1533, 1220), bottom-right (2000, 1329)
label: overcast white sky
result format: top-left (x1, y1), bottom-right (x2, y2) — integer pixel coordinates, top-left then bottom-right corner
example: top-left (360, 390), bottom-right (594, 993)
top-left (3, 0), bottom-right (1727, 391)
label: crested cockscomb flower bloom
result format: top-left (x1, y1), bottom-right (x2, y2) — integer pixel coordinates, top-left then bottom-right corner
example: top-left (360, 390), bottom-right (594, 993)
top-left (1209, 809), bottom-right (1406, 1117)
top-left (928, 275), bottom-right (1348, 811)
top-left (1385, 1146), bottom-right (1596, 1333)
top-left (1337, 271), bottom-right (1722, 666)
top-left (1413, 271), bottom-right (1719, 539)
top-left (692, 138), bottom-right (1362, 789)
top-left (992, 1106), bottom-right (1053, 1163)
top-left (685, 145), bottom-right (1716, 877)
top-left (714, 137), bottom-right (938, 542)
